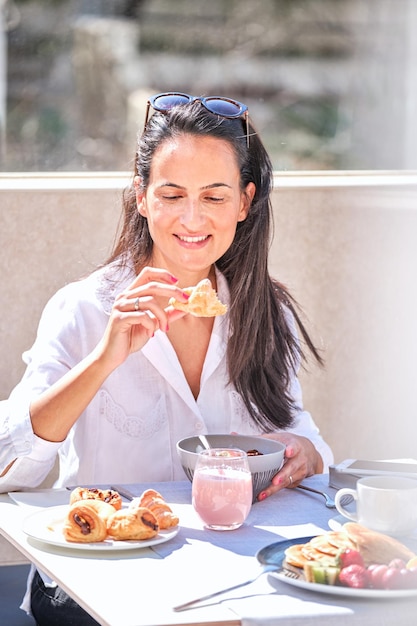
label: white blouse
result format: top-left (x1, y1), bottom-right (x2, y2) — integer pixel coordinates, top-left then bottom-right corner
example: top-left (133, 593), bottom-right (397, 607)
top-left (0, 263), bottom-right (333, 493)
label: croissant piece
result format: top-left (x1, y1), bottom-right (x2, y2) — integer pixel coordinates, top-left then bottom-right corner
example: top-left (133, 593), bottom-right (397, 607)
top-left (138, 488), bottom-right (162, 504)
top-left (169, 278), bottom-right (227, 317)
top-left (63, 500), bottom-right (114, 543)
top-left (69, 487), bottom-right (122, 511)
top-left (135, 489), bottom-right (179, 530)
top-left (107, 507), bottom-right (159, 541)
top-left (344, 522), bottom-right (415, 566)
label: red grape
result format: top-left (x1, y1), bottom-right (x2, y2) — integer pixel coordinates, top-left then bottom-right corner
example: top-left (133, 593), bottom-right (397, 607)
top-left (339, 564), bottom-right (369, 589)
top-left (338, 549), bottom-right (365, 569)
top-left (367, 564), bottom-right (389, 589)
top-left (382, 567), bottom-right (403, 589)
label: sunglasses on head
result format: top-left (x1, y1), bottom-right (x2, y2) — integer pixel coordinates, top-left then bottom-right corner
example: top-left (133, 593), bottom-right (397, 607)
top-left (144, 92), bottom-right (250, 147)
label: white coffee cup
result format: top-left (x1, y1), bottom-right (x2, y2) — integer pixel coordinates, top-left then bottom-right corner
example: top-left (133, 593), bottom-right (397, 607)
top-left (335, 475), bottom-right (417, 536)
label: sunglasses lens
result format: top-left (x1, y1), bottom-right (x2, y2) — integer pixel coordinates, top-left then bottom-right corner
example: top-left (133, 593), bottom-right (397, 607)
top-left (152, 93), bottom-right (191, 111)
top-left (204, 98), bottom-right (244, 118)
top-left (146, 93), bottom-right (249, 145)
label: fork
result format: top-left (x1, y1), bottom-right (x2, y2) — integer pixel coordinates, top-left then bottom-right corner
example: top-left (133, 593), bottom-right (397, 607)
top-left (296, 484), bottom-right (338, 508)
top-left (173, 564), bottom-right (299, 611)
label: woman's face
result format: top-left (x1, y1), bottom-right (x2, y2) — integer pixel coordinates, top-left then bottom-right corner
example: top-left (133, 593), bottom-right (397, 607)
top-left (136, 134), bottom-right (255, 283)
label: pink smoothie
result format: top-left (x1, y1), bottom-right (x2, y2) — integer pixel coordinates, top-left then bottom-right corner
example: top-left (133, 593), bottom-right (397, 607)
top-left (192, 467), bottom-right (252, 529)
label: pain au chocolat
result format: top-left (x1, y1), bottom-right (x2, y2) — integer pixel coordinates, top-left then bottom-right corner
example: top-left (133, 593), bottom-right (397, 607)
top-left (63, 500), bottom-right (114, 543)
top-left (106, 506), bottom-right (159, 541)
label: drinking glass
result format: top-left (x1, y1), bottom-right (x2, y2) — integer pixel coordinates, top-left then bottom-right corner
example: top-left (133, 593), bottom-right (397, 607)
top-left (192, 448), bottom-right (253, 531)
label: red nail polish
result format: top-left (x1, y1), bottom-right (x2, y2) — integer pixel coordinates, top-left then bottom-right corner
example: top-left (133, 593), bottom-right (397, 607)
top-left (258, 492), bottom-right (267, 501)
top-left (170, 275), bottom-right (178, 283)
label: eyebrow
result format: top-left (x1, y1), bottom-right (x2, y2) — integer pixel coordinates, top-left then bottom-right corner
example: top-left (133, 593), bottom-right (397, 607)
top-left (157, 182), bottom-right (232, 190)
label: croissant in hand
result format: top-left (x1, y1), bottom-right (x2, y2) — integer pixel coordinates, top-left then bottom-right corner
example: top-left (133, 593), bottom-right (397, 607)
top-left (63, 500), bottom-right (115, 543)
top-left (135, 489), bottom-right (179, 530)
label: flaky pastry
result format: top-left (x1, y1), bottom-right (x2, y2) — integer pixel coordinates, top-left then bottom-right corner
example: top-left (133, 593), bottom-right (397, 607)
top-left (106, 506), bottom-right (159, 541)
top-left (69, 487), bottom-right (122, 511)
top-left (343, 522), bottom-right (415, 565)
top-left (63, 500), bottom-right (115, 543)
top-left (134, 489), bottom-right (179, 530)
top-left (168, 278), bottom-right (227, 317)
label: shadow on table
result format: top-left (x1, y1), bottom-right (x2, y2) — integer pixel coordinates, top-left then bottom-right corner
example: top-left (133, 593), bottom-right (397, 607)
top-left (153, 523), bottom-right (293, 558)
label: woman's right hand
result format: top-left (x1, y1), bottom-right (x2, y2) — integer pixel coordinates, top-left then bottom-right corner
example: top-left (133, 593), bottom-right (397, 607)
top-left (30, 267), bottom-right (190, 443)
top-left (97, 266), bottom-right (189, 370)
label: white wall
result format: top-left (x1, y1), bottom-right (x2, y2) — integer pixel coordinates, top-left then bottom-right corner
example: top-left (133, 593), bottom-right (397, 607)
top-left (269, 172), bottom-right (417, 463)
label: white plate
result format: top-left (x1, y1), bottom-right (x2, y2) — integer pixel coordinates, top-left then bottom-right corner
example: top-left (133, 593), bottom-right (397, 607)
top-left (256, 536), bottom-right (417, 599)
top-left (328, 514), bottom-right (350, 532)
top-left (329, 515), bottom-right (417, 542)
top-left (22, 504), bottom-right (179, 551)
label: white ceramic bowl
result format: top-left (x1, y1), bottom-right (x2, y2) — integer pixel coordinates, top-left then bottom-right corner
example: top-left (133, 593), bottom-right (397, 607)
top-left (176, 434), bottom-right (285, 503)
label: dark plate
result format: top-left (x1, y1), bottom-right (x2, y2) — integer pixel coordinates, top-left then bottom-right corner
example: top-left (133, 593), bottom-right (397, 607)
top-left (256, 536), bottom-right (417, 599)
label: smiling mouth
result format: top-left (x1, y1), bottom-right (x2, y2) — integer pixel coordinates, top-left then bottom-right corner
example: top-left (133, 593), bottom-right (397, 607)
top-left (176, 235), bottom-right (210, 243)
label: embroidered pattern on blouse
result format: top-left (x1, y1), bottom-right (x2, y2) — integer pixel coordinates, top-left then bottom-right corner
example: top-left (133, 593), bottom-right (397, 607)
top-left (94, 264), bottom-right (135, 315)
top-left (99, 390), bottom-right (168, 439)
top-left (95, 273), bottom-right (119, 315)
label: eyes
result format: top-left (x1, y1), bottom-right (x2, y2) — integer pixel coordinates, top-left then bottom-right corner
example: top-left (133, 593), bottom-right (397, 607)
top-left (161, 194), bottom-right (224, 203)
top-left (158, 188), bottom-right (229, 205)
top-left (149, 181), bottom-right (242, 215)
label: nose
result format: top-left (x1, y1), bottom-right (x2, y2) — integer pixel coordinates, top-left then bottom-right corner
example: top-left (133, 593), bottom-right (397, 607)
top-left (179, 198), bottom-right (206, 228)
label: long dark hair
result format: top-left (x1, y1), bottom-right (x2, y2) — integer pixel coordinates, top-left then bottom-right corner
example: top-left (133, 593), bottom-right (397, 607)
top-left (107, 101), bottom-right (323, 431)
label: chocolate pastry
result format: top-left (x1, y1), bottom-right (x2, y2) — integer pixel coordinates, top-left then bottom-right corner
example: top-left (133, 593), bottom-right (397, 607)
top-left (107, 507), bottom-right (159, 541)
top-left (63, 500), bottom-right (114, 543)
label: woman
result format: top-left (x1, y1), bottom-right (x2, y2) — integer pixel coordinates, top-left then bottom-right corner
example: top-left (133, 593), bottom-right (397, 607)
top-left (0, 93), bottom-right (333, 623)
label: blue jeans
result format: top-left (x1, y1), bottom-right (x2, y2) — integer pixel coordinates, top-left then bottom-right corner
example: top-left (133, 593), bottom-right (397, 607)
top-left (30, 570), bottom-right (99, 626)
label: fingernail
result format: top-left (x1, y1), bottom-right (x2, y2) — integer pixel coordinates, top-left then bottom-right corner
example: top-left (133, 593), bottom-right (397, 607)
top-left (183, 292), bottom-right (190, 300)
top-left (170, 275), bottom-right (178, 283)
top-left (258, 491), bottom-right (268, 501)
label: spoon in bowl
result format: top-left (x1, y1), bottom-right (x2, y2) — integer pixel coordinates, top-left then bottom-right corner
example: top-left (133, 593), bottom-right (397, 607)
top-left (197, 435), bottom-right (211, 450)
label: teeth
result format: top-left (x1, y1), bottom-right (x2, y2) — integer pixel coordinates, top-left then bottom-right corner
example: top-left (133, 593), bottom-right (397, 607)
top-left (178, 235), bottom-right (208, 243)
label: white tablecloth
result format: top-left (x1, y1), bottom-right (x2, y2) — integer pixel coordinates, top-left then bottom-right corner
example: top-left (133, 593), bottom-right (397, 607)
top-left (113, 476), bottom-right (417, 626)
top-left (4, 474), bottom-right (417, 626)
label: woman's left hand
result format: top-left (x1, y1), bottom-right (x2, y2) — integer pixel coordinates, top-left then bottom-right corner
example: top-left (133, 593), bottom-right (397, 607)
top-left (256, 432), bottom-right (323, 501)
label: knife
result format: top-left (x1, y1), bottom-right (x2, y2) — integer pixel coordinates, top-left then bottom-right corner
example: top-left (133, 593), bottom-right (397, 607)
top-left (172, 564), bottom-right (301, 611)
